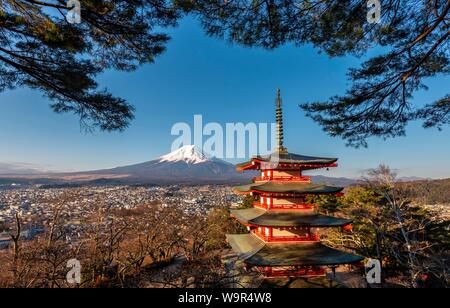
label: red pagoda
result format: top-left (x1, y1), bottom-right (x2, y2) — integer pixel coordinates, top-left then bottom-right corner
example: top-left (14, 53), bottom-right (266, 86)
top-left (226, 89), bottom-right (362, 278)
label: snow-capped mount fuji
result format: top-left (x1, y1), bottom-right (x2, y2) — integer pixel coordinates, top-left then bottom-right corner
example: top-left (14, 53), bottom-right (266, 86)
top-left (85, 145), bottom-right (252, 184)
top-left (158, 145), bottom-right (210, 164)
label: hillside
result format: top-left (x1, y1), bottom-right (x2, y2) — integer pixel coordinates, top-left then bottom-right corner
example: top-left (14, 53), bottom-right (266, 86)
top-left (400, 178), bottom-right (450, 205)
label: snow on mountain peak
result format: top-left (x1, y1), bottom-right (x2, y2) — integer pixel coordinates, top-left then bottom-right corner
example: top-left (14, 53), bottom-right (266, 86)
top-left (158, 145), bottom-right (211, 164)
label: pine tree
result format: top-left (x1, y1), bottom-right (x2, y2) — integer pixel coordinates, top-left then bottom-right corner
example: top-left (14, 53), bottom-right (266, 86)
top-left (0, 0), bottom-right (181, 131)
top-left (188, 0), bottom-right (450, 146)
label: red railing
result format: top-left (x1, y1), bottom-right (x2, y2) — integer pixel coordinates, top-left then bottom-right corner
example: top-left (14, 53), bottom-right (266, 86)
top-left (267, 234), bottom-right (320, 242)
top-left (260, 267), bottom-right (326, 277)
top-left (259, 162), bottom-right (338, 170)
top-left (271, 203), bottom-right (314, 210)
top-left (253, 202), bottom-right (314, 210)
top-left (254, 232), bottom-right (319, 242)
top-left (253, 176), bottom-right (311, 182)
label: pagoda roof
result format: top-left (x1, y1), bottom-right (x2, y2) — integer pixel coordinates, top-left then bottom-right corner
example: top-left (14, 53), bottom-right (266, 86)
top-left (233, 182), bottom-right (343, 195)
top-left (226, 234), bottom-right (363, 267)
top-left (230, 208), bottom-right (351, 227)
top-left (236, 152), bottom-right (337, 170)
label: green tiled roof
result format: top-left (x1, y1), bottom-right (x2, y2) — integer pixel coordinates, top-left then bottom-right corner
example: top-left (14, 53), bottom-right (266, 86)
top-left (226, 234), bottom-right (363, 267)
top-left (225, 233), bottom-right (265, 259)
top-left (236, 152), bottom-right (337, 169)
top-left (230, 208), bottom-right (351, 227)
top-left (234, 182), bottom-right (343, 194)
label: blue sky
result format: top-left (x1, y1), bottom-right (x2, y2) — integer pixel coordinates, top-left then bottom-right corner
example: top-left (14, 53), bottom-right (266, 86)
top-left (0, 17), bottom-right (449, 178)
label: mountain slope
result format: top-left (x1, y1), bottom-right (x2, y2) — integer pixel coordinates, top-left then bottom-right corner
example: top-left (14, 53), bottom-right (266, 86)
top-left (81, 145), bottom-right (252, 183)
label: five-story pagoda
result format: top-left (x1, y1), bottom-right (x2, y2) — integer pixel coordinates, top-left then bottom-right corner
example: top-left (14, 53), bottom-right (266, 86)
top-left (226, 90), bottom-right (363, 278)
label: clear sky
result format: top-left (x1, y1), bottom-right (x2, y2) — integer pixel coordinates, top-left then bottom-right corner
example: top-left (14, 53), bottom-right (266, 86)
top-left (0, 17), bottom-right (449, 179)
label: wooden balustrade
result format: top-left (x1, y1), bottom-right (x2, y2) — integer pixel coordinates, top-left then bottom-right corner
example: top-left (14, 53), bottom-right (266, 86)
top-left (254, 231), bottom-right (319, 242)
top-left (253, 176), bottom-right (311, 182)
top-left (261, 267), bottom-right (326, 277)
top-left (253, 202), bottom-right (314, 210)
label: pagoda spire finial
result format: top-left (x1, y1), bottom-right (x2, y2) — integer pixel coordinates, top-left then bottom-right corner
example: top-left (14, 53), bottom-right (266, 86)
top-left (276, 89), bottom-right (288, 154)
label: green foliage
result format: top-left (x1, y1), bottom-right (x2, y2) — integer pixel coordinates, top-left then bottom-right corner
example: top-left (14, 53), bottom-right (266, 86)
top-left (427, 220), bottom-right (450, 246)
top-left (306, 194), bottom-right (345, 214)
top-left (344, 186), bottom-right (382, 206)
top-left (240, 194), bottom-right (258, 208)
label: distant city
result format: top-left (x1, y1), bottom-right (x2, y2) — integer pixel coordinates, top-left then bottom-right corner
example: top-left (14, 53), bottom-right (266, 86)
top-left (0, 184), bottom-right (240, 249)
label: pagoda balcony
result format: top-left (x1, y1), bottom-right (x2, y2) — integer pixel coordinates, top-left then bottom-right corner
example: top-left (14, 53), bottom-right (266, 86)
top-left (258, 266), bottom-right (326, 277)
top-left (253, 202), bottom-right (314, 210)
top-left (268, 235), bottom-right (320, 242)
top-left (254, 232), bottom-right (320, 243)
top-left (253, 175), bottom-right (311, 183)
